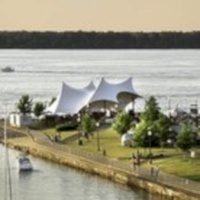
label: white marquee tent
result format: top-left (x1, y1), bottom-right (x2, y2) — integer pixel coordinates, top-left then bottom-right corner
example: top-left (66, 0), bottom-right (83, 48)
top-left (89, 77), bottom-right (140, 110)
top-left (46, 78), bottom-right (141, 115)
top-left (46, 81), bottom-right (95, 115)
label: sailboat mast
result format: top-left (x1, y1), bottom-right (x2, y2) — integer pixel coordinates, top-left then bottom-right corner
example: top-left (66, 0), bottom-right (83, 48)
top-left (4, 108), bottom-right (13, 200)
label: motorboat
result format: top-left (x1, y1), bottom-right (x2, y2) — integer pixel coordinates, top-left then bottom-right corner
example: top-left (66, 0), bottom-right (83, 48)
top-left (18, 154), bottom-right (33, 172)
top-left (1, 66), bottom-right (15, 72)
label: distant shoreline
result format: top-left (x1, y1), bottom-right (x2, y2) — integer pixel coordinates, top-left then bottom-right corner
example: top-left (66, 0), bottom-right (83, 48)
top-left (0, 31), bottom-right (200, 49)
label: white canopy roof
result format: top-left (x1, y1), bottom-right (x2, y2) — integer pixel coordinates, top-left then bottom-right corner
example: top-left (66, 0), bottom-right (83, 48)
top-left (89, 77), bottom-right (140, 110)
top-left (46, 78), bottom-right (141, 115)
top-left (46, 81), bottom-right (95, 115)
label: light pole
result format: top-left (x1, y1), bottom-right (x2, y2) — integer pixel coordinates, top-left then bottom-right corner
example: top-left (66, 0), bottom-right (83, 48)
top-left (96, 122), bottom-right (100, 151)
top-left (148, 130), bottom-right (152, 155)
top-left (77, 114), bottom-right (83, 145)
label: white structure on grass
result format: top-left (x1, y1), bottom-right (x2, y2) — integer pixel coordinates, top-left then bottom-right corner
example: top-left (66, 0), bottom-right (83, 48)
top-left (121, 132), bottom-right (133, 146)
top-left (9, 113), bottom-right (33, 127)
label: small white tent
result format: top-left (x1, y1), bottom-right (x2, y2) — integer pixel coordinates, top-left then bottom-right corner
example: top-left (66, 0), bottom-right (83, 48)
top-left (121, 132), bottom-right (133, 146)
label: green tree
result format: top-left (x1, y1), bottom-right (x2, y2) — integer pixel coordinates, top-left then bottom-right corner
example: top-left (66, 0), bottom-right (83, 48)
top-left (177, 121), bottom-right (194, 153)
top-left (156, 113), bottom-right (172, 148)
top-left (113, 111), bottom-right (133, 136)
top-left (80, 114), bottom-right (96, 135)
top-left (134, 120), bottom-right (148, 147)
top-left (17, 94), bottom-right (32, 115)
top-left (33, 102), bottom-right (46, 118)
top-left (134, 120), bottom-right (160, 147)
top-left (141, 96), bottom-right (160, 122)
top-left (134, 96), bottom-right (161, 147)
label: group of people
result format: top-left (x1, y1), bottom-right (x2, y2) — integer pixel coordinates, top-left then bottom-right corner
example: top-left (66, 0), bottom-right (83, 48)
top-left (131, 151), bottom-right (160, 179)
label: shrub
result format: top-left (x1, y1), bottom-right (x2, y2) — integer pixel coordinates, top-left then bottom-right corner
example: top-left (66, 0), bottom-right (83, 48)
top-left (56, 121), bottom-right (78, 131)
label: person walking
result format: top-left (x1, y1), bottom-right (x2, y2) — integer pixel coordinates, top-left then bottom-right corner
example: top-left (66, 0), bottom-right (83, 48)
top-left (150, 165), bottom-right (154, 177)
top-left (155, 165), bottom-right (160, 178)
top-left (132, 153), bottom-right (137, 170)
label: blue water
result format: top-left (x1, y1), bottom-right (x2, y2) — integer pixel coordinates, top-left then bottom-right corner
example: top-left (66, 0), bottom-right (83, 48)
top-left (0, 49), bottom-right (199, 116)
top-left (0, 146), bottom-right (160, 200)
top-left (1, 49), bottom-right (197, 199)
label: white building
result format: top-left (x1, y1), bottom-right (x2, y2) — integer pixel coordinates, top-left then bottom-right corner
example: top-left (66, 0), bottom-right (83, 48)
top-left (9, 113), bottom-right (33, 127)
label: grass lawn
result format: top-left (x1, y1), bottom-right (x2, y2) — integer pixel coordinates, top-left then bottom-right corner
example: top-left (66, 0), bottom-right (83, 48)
top-left (67, 127), bottom-right (135, 159)
top-left (152, 153), bottom-right (200, 182)
top-left (7, 123), bottom-right (200, 182)
top-left (66, 126), bottom-right (200, 182)
top-left (43, 127), bottom-right (78, 141)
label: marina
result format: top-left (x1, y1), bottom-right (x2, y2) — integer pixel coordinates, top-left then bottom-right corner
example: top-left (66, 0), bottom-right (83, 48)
top-left (0, 145), bottom-right (160, 200)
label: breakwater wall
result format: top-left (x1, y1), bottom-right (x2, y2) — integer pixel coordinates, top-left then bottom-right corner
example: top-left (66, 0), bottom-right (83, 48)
top-left (6, 138), bottom-right (200, 200)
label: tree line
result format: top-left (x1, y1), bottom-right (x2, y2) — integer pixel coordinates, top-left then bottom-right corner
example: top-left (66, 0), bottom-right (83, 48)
top-left (113, 96), bottom-right (197, 154)
top-left (0, 31), bottom-right (200, 49)
top-left (16, 94), bottom-right (197, 153)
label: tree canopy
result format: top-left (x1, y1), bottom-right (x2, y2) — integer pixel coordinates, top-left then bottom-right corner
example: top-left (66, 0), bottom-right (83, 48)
top-left (17, 94), bottom-right (33, 115)
top-left (33, 102), bottom-right (46, 118)
top-left (80, 114), bottom-right (96, 134)
top-left (134, 96), bottom-right (167, 147)
top-left (141, 96), bottom-right (160, 122)
top-left (113, 111), bottom-right (133, 136)
top-left (0, 31), bottom-right (200, 49)
top-left (177, 121), bottom-right (195, 153)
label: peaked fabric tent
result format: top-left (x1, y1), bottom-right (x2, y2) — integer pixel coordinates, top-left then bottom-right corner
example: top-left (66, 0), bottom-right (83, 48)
top-left (46, 78), bottom-right (141, 115)
top-left (46, 81), bottom-right (96, 115)
top-left (89, 77), bottom-right (140, 110)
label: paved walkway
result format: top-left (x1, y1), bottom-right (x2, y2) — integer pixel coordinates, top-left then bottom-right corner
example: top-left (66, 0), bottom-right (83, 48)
top-left (4, 127), bottom-right (200, 198)
top-left (28, 129), bottom-right (53, 145)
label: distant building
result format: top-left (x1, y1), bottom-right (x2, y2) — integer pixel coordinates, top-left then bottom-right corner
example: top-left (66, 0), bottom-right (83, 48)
top-left (9, 112), bottom-right (33, 127)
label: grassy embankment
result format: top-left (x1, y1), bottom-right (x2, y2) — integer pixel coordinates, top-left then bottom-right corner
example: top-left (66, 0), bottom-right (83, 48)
top-left (44, 126), bottom-right (200, 182)
top-left (4, 121), bottom-right (200, 182)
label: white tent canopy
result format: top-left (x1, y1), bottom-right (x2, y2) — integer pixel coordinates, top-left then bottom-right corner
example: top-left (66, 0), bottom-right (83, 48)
top-left (121, 132), bottom-right (133, 146)
top-left (46, 81), bottom-right (95, 115)
top-left (46, 78), bottom-right (141, 115)
top-left (89, 77), bottom-right (140, 110)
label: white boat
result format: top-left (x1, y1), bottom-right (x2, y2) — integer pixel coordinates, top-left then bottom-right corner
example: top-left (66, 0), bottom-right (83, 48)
top-left (1, 66), bottom-right (15, 72)
top-left (18, 154), bottom-right (33, 172)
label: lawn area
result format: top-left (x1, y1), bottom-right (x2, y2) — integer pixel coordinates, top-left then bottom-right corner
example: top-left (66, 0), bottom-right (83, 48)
top-left (44, 127), bottom-right (78, 141)
top-left (8, 123), bottom-right (200, 182)
top-left (67, 126), bottom-right (135, 159)
top-left (66, 126), bottom-right (200, 182)
top-left (152, 153), bottom-right (200, 182)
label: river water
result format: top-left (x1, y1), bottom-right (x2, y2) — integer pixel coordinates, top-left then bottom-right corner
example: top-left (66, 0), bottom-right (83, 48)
top-left (0, 49), bottom-right (199, 199)
top-left (0, 145), bottom-right (160, 200)
top-left (0, 49), bottom-right (200, 116)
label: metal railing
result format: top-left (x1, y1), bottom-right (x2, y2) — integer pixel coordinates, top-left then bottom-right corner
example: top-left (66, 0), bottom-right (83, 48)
top-left (28, 130), bottom-right (200, 196)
